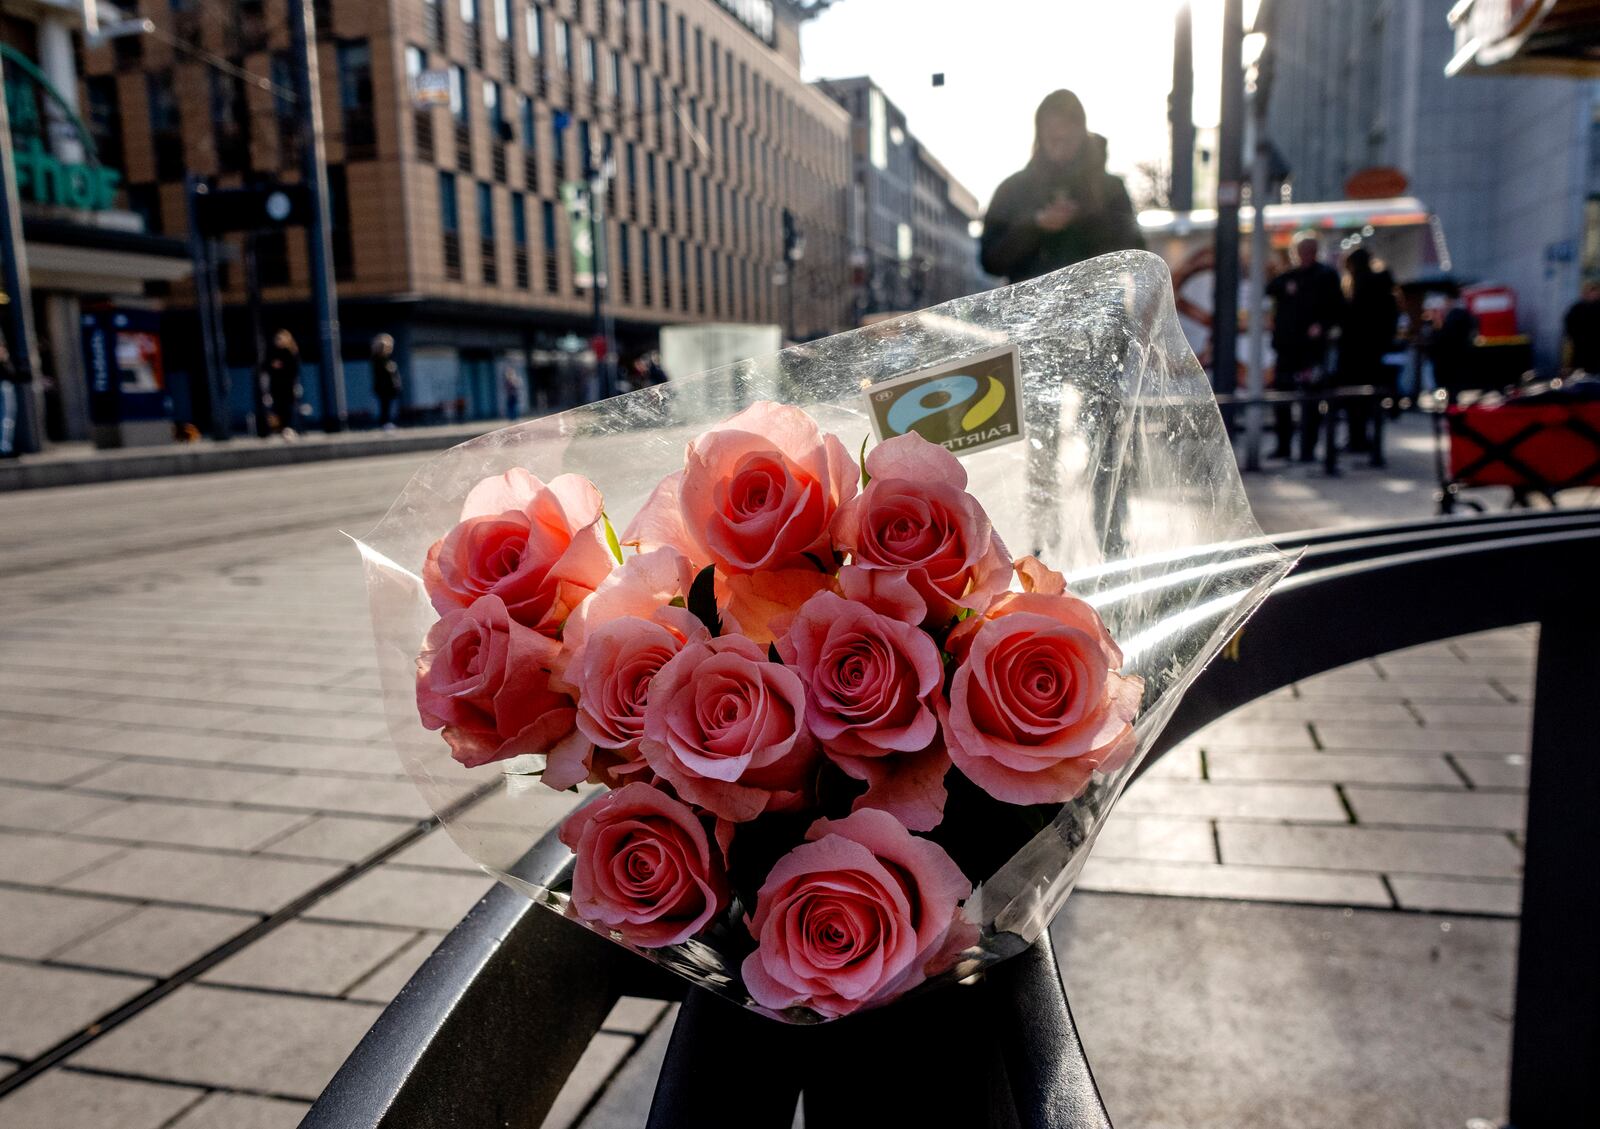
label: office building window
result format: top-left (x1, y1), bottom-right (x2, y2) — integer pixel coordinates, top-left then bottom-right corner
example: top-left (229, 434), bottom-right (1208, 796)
top-left (495, 0), bottom-right (511, 40)
top-left (695, 245), bottom-right (705, 314)
top-left (407, 46), bottom-right (433, 162)
top-left (424, 0), bottom-right (446, 48)
top-left (328, 164), bottom-right (354, 280)
top-left (557, 20), bottom-right (571, 71)
top-left (542, 199), bottom-right (559, 292)
top-left (640, 233), bottom-right (652, 306)
top-left (619, 222), bottom-right (632, 304)
top-left (512, 190), bottom-right (530, 289)
top-left (584, 37), bottom-right (597, 85)
top-left (527, 3), bottom-right (542, 55)
top-left (147, 72), bottom-right (184, 181)
top-left (479, 181), bottom-right (498, 284)
top-left (679, 239), bottom-right (689, 311)
top-left (440, 171), bottom-right (462, 279)
top-left (337, 40), bottom-right (376, 159)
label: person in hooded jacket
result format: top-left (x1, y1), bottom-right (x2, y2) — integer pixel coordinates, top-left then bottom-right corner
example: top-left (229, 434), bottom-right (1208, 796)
top-left (980, 90), bottom-right (1144, 284)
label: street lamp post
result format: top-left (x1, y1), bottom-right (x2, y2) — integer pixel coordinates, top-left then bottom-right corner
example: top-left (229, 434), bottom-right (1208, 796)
top-left (287, 0), bottom-right (347, 432)
top-left (1212, 0), bottom-right (1246, 402)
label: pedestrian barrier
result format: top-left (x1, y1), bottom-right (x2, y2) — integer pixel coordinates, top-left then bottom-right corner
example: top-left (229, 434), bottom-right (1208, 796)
top-left (301, 509), bottom-right (1600, 1129)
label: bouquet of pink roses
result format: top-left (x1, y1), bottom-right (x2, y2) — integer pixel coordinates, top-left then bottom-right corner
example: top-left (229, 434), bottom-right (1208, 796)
top-left (357, 252), bottom-right (1293, 1023)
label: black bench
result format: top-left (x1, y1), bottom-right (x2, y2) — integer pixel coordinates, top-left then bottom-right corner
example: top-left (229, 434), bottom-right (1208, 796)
top-left (302, 509), bottom-right (1600, 1129)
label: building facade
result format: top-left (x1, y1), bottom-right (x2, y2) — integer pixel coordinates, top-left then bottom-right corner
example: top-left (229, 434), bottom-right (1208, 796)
top-left (1265, 0), bottom-right (1600, 371)
top-left (816, 75), bottom-right (990, 322)
top-left (72, 0), bottom-right (852, 429)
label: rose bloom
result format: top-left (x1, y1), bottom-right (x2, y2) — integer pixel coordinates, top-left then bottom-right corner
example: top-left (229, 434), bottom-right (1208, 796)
top-left (624, 401), bottom-right (857, 576)
top-left (741, 809), bottom-right (971, 1018)
top-left (832, 433), bottom-right (1010, 627)
top-left (550, 608), bottom-right (709, 790)
top-left (640, 635), bottom-right (816, 823)
top-left (940, 567), bottom-right (1143, 805)
top-left (559, 783), bottom-right (729, 948)
top-left (424, 468), bottom-right (614, 636)
top-left (415, 594), bottom-right (585, 770)
top-left (777, 591), bottom-right (949, 831)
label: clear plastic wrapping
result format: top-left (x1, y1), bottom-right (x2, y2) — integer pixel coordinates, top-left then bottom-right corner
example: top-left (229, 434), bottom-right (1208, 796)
top-left (355, 250), bottom-right (1294, 1020)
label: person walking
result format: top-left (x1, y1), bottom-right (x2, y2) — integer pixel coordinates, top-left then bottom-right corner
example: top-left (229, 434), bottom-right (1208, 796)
top-left (980, 90), bottom-right (1144, 284)
top-left (0, 334), bottom-right (19, 459)
top-left (1266, 235), bottom-right (1344, 460)
top-left (1563, 278), bottom-right (1600, 373)
top-left (264, 329), bottom-right (302, 438)
top-left (501, 360), bottom-right (526, 419)
top-left (370, 334), bottom-right (401, 430)
top-left (1338, 248), bottom-right (1400, 455)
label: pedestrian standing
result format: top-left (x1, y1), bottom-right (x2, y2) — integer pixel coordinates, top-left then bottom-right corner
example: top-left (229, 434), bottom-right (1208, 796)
top-left (264, 329), bottom-right (302, 438)
top-left (0, 334), bottom-right (19, 459)
top-left (370, 334), bottom-right (401, 430)
top-left (501, 360), bottom-right (525, 419)
top-left (1338, 248), bottom-right (1400, 453)
top-left (980, 90), bottom-right (1144, 284)
top-left (1563, 278), bottom-right (1600, 373)
top-left (1266, 235), bottom-right (1344, 461)
top-left (1425, 294), bottom-right (1476, 400)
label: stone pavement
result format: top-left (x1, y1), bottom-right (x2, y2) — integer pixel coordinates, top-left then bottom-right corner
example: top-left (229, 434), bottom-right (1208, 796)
top-left (0, 414), bottom-right (1549, 1127)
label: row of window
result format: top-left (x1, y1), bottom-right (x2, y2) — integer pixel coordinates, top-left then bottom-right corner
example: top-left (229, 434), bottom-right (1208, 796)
top-left (435, 170), bottom-right (781, 321)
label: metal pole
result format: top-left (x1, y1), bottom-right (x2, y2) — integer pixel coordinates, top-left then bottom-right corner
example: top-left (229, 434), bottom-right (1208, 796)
top-left (288, 0), bottom-right (346, 431)
top-left (0, 67), bottom-right (43, 454)
top-left (1243, 96), bottom-right (1270, 471)
top-left (1169, 2), bottom-right (1195, 212)
top-left (184, 176), bottom-right (230, 441)
top-left (1212, 0), bottom-right (1245, 399)
top-left (244, 230), bottom-right (269, 436)
top-left (587, 177), bottom-right (611, 398)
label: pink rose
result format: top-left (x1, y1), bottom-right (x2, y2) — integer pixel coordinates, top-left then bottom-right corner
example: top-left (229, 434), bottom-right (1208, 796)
top-left (559, 783), bottom-right (729, 948)
top-left (424, 468), bottom-right (614, 636)
top-left (833, 433), bottom-right (1010, 627)
top-left (939, 587), bottom-right (1143, 805)
top-left (640, 635), bottom-right (817, 823)
top-left (624, 401), bottom-right (857, 575)
top-left (556, 608), bottom-right (709, 789)
top-left (777, 591), bottom-right (949, 831)
top-left (415, 595), bottom-right (585, 770)
top-left (741, 809), bottom-right (971, 1018)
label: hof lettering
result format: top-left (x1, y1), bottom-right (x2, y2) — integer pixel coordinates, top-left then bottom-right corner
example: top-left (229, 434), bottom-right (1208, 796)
top-left (862, 344), bottom-right (1024, 458)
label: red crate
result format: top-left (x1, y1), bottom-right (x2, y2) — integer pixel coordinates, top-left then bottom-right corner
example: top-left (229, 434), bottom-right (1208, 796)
top-left (1447, 402), bottom-right (1600, 491)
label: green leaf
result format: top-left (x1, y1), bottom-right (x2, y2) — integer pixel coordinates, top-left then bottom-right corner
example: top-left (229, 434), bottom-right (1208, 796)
top-left (955, 607), bottom-right (976, 622)
top-left (688, 564), bottom-right (721, 637)
top-left (859, 434), bottom-right (872, 488)
top-left (668, 595), bottom-right (687, 608)
top-left (602, 512), bottom-right (624, 563)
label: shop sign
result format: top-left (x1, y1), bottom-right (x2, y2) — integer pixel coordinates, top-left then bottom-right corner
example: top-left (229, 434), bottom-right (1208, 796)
top-left (2, 45), bottom-right (122, 211)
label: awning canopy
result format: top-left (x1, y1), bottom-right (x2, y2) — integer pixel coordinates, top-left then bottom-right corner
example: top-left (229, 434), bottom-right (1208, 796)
top-left (1448, 0), bottom-right (1600, 76)
top-left (20, 215), bottom-right (191, 296)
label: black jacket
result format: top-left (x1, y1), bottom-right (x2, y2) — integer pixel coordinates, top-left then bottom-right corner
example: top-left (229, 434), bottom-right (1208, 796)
top-left (371, 355), bottom-right (400, 398)
top-left (980, 135), bottom-right (1144, 283)
top-left (1267, 262), bottom-right (1344, 372)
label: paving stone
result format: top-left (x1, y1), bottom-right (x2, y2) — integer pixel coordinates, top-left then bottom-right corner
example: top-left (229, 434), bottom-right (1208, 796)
top-left (258, 815), bottom-right (412, 863)
top-left (542, 1032), bottom-right (638, 1129)
top-left (389, 828), bottom-right (481, 872)
top-left (1396, 682), bottom-right (1522, 704)
top-left (0, 830), bottom-right (125, 885)
top-left (1344, 787), bottom-right (1527, 831)
top-left (454, 778), bottom-right (588, 833)
top-left (1204, 751), bottom-right (1462, 786)
top-left (1076, 857), bottom-right (1392, 907)
top-left (344, 932), bottom-right (442, 1003)
top-left (0, 888), bottom-right (135, 959)
top-left (70, 800), bottom-right (311, 851)
top-left (305, 866), bottom-right (494, 930)
top-left (0, 961), bottom-right (152, 1058)
top-left (203, 921), bottom-right (418, 996)
top-left (1387, 876), bottom-right (1522, 916)
top-left (0, 746), bottom-right (115, 785)
top-left (55, 905), bottom-right (258, 977)
top-left (78, 729), bottom-right (273, 763)
top-left (1116, 779), bottom-right (1346, 822)
top-left (245, 774), bottom-right (438, 817)
top-left (1408, 701), bottom-right (1532, 729)
top-left (1453, 754), bottom-right (1528, 790)
top-left (1051, 886), bottom-right (1517, 1127)
top-left (64, 846), bottom-right (344, 913)
top-left (235, 741), bottom-right (404, 776)
top-left (79, 698), bottom-right (258, 730)
top-left (1217, 700), bottom-right (1416, 725)
top-left (0, 719), bottom-right (122, 754)
top-left (74, 762), bottom-right (287, 803)
top-left (167, 1093), bottom-right (312, 1129)
top-left (1090, 814), bottom-right (1216, 863)
top-left (576, 1011), bottom-right (679, 1129)
top-left (227, 712), bottom-right (391, 743)
top-left (601, 997), bottom-right (670, 1035)
top-left (0, 1070), bottom-right (203, 1129)
top-left (0, 784), bottom-right (124, 833)
top-left (1133, 746), bottom-right (1202, 780)
top-left (1313, 722), bottom-right (1525, 754)
top-left (1188, 721), bottom-right (1317, 749)
top-left (1217, 822), bottom-right (1523, 879)
top-left (71, 984), bottom-right (381, 1101)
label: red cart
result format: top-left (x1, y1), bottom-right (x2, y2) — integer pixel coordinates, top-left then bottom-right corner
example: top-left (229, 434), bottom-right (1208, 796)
top-left (1438, 384), bottom-right (1600, 512)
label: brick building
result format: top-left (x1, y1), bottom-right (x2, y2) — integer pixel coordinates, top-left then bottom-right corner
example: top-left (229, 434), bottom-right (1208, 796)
top-left (78, 0), bottom-right (852, 427)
